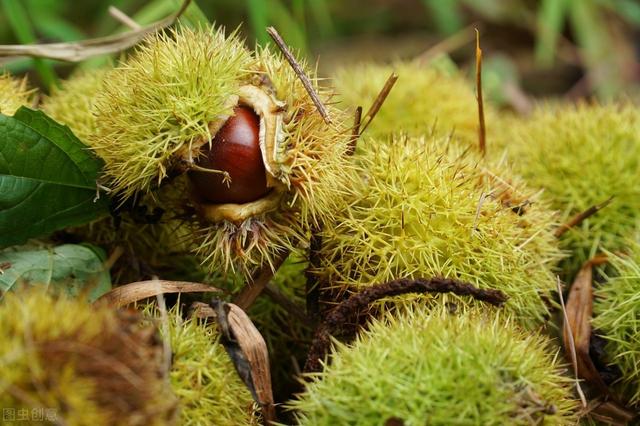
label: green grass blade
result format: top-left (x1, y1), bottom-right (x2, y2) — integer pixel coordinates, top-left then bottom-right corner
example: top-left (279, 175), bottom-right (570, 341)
top-left (534, 0), bottom-right (568, 67)
top-left (1, 0), bottom-right (58, 89)
top-left (247, 0), bottom-right (270, 45)
top-left (568, 0), bottom-right (620, 99)
top-left (420, 0), bottom-right (463, 35)
top-left (133, 0), bottom-right (176, 26)
top-left (268, 0), bottom-right (308, 53)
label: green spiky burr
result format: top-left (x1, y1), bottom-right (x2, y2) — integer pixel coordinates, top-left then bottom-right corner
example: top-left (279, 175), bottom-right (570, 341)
top-left (190, 45), bottom-right (356, 278)
top-left (90, 27), bottom-right (256, 199)
top-left (593, 242), bottom-right (640, 405)
top-left (311, 134), bottom-right (563, 328)
top-left (0, 289), bottom-right (177, 425)
top-left (145, 304), bottom-right (258, 425)
top-left (40, 68), bottom-right (109, 142)
top-left (86, 26), bottom-right (355, 281)
top-left (495, 102), bottom-right (640, 280)
top-left (287, 303), bottom-right (577, 425)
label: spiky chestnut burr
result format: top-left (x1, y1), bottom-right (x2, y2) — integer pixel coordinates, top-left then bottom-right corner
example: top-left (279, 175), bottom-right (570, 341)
top-left (40, 68), bottom-right (109, 142)
top-left (310, 134), bottom-right (562, 328)
top-left (0, 289), bottom-right (177, 425)
top-left (593, 242), bottom-right (640, 405)
top-left (188, 46), bottom-right (355, 277)
top-left (88, 26), bottom-right (354, 279)
top-left (0, 73), bottom-right (34, 115)
top-left (143, 303), bottom-right (258, 426)
top-left (287, 303), bottom-right (577, 425)
top-left (494, 102), bottom-right (640, 280)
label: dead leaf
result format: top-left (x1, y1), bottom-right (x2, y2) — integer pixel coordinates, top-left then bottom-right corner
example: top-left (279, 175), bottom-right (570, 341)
top-left (563, 260), bottom-right (609, 392)
top-left (213, 300), bottom-right (275, 424)
top-left (563, 257), bottom-right (638, 423)
top-left (96, 280), bottom-right (218, 307)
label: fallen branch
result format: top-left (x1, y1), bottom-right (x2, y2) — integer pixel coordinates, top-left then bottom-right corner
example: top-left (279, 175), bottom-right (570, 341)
top-left (304, 277), bottom-right (507, 372)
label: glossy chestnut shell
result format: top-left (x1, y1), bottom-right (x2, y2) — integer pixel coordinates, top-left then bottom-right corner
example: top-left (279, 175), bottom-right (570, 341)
top-left (189, 106), bottom-right (270, 204)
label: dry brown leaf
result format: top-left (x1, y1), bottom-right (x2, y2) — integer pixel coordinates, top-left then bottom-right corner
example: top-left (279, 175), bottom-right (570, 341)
top-left (0, 0), bottom-right (191, 62)
top-left (228, 303), bottom-right (275, 423)
top-left (563, 259), bottom-right (609, 393)
top-left (563, 257), bottom-right (638, 423)
top-left (96, 280), bottom-right (219, 307)
top-left (214, 301), bottom-right (275, 424)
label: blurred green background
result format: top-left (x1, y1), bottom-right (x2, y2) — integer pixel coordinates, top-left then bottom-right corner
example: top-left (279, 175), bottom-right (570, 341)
top-left (1, 0), bottom-right (639, 105)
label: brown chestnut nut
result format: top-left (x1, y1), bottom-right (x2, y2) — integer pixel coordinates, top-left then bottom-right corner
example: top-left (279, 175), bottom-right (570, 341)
top-left (189, 106), bottom-right (270, 204)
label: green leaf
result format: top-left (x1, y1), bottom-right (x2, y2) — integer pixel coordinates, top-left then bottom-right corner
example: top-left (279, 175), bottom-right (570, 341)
top-left (0, 107), bottom-right (110, 248)
top-left (0, 244), bottom-right (112, 301)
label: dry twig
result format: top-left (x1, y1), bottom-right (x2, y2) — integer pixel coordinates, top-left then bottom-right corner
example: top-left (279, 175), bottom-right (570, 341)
top-left (266, 26), bottom-right (331, 124)
top-left (0, 0), bottom-right (191, 62)
top-left (346, 106), bottom-right (363, 156)
top-left (475, 29), bottom-right (486, 156)
top-left (359, 72), bottom-right (398, 136)
top-left (234, 250), bottom-right (290, 310)
top-left (554, 196), bottom-right (614, 238)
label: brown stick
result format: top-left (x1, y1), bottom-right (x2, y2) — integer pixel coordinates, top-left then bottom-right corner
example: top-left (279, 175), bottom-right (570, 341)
top-left (304, 277), bottom-right (507, 372)
top-left (346, 106), bottom-right (362, 156)
top-left (554, 196), bottom-right (614, 238)
top-left (233, 250), bottom-right (290, 310)
top-left (475, 29), bottom-right (486, 156)
top-left (359, 72), bottom-right (398, 136)
top-left (266, 27), bottom-right (331, 124)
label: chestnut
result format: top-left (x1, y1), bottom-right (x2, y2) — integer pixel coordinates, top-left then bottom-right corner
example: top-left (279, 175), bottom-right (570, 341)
top-left (189, 106), bottom-right (270, 204)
